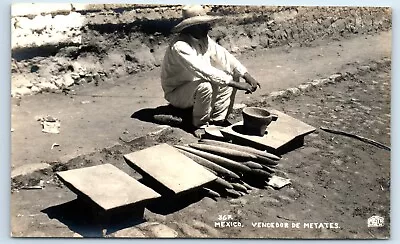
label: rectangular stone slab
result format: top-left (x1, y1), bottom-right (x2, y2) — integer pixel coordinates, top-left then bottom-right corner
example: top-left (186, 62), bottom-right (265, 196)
top-left (220, 109), bottom-right (316, 151)
top-left (57, 163), bottom-right (161, 211)
top-left (124, 143), bottom-right (217, 194)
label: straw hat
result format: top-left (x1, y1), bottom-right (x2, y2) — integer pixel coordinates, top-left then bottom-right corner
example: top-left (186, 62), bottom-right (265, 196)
top-left (171, 5), bottom-right (222, 33)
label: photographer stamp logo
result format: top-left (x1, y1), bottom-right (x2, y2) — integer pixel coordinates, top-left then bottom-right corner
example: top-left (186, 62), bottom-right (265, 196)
top-left (367, 216), bottom-right (384, 228)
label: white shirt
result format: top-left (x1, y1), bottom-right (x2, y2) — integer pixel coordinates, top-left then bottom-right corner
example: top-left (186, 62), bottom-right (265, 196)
top-left (161, 33), bottom-right (248, 95)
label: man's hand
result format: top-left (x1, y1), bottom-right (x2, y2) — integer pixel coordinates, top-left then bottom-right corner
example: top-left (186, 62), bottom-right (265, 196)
top-left (229, 81), bottom-right (254, 94)
top-left (243, 72), bottom-right (261, 92)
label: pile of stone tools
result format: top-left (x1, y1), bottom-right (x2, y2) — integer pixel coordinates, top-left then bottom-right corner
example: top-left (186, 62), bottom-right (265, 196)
top-left (175, 139), bottom-right (285, 198)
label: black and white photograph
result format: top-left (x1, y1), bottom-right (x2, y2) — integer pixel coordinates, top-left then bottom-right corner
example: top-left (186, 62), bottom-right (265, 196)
top-left (10, 2), bottom-right (392, 239)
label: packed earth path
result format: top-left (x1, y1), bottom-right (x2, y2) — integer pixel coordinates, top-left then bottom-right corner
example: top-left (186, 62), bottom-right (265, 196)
top-left (11, 30), bottom-right (391, 174)
top-left (10, 31), bottom-right (391, 238)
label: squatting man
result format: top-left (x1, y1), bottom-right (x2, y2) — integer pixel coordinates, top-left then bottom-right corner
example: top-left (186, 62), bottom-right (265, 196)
top-left (161, 5), bottom-right (261, 137)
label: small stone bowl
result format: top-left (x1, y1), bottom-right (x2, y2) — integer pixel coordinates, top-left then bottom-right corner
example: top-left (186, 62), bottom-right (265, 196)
top-left (242, 107), bottom-right (278, 136)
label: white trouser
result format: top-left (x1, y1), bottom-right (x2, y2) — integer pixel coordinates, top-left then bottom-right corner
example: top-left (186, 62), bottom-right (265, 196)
top-left (165, 80), bottom-right (235, 127)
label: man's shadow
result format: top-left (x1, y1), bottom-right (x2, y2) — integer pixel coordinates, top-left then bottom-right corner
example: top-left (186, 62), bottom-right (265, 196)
top-left (131, 104), bottom-right (194, 133)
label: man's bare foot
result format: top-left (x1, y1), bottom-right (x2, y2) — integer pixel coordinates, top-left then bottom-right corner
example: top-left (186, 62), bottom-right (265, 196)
top-left (193, 128), bottom-right (206, 138)
top-left (153, 114), bottom-right (182, 126)
top-left (210, 119), bottom-right (232, 127)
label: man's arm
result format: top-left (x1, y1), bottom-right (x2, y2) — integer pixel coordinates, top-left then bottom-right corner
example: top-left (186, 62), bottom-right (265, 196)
top-left (172, 40), bottom-right (256, 93)
top-left (208, 38), bottom-right (260, 92)
top-left (171, 41), bottom-right (234, 86)
top-left (228, 80), bottom-right (254, 94)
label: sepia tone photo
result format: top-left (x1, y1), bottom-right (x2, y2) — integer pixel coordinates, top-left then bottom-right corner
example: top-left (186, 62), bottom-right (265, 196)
top-left (10, 3), bottom-right (391, 239)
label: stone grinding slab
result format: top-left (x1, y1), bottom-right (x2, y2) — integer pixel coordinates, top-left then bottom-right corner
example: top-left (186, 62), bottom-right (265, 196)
top-left (220, 109), bottom-right (316, 151)
top-left (56, 163), bottom-right (161, 211)
top-left (124, 143), bottom-right (217, 194)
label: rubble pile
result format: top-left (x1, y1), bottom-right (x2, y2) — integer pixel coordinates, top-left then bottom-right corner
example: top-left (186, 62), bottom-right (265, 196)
top-left (11, 4), bottom-right (391, 97)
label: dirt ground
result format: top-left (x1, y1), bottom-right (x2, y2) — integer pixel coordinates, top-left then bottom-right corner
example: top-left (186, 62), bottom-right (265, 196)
top-left (11, 5), bottom-right (391, 97)
top-left (10, 31), bottom-right (391, 172)
top-left (10, 50), bottom-right (391, 238)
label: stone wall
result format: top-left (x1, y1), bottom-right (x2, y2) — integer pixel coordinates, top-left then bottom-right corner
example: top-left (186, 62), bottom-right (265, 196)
top-left (11, 4), bottom-right (392, 97)
top-left (11, 3), bottom-right (182, 50)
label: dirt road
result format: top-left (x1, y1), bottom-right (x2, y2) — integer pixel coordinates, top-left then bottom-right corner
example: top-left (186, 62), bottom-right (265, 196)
top-left (10, 52), bottom-right (391, 238)
top-left (11, 31), bottom-right (391, 174)
top-left (8, 27), bottom-right (392, 238)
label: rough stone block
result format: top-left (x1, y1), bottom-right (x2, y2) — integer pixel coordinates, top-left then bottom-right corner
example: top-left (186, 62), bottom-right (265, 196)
top-left (30, 86), bottom-right (40, 93)
top-left (298, 83), bottom-right (311, 91)
top-left (310, 79), bottom-right (327, 86)
top-left (124, 144), bottom-right (217, 194)
top-left (57, 163), bottom-right (161, 211)
top-left (286, 87), bottom-right (300, 95)
top-left (358, 65), bottom-right (371, 72)
top-left (269, 90), bottom-right (286, 99)
top-left (220, 109), bottom-right (316, 151)
top-left (63, 74), bottom-right (75, 87)
top-left (329, 74), bottom-right (343, 82)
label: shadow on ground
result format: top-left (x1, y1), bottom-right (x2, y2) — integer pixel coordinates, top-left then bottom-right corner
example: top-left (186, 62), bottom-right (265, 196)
top-left (41, 197), bottom-right (145, 237)
top-left (126, 160), bottom-right (211, 215)
top-left (42, 174), bottom-right (210, 237)
top-left (146, 190), bottom-right (208, 215)
top-left (131, 104), bottom-right (195, 133)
